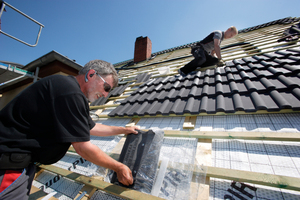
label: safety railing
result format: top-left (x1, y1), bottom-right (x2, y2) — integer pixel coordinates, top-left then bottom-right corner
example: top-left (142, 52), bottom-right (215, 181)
top-left (0, 0), bottom-right (44, 47)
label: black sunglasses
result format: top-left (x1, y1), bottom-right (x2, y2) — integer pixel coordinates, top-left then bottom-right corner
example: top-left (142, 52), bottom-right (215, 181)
top-left (96, 73), bottom-right (112, 92)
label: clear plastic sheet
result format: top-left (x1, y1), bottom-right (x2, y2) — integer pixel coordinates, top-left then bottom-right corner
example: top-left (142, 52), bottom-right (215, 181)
top-left (131, 129), bottom-right (165, 193)
top-left (189, 163), bottom-right (207, 200)
top-left (154, 161), bottom-right (207, 200)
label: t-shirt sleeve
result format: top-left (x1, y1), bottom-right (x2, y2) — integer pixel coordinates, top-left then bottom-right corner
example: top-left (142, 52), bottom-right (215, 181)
top-left (51, 93), bottom-right (95, 143)
top-left (213, 31), bottom-right (222, 40)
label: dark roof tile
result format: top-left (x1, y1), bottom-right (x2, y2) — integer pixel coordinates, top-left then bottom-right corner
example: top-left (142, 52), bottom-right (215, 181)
top-left (145, 85), bottom-right (156, 93)
top-left (267, 66), bottom-right (283, 75)
top-left (240, 95), bottom-right (256, 112)
top-left (268, 78), bottom-right (287, 90)
top-left (226, 73), bottom-right (234, 81)
top-left (282, 64), bottom-right (300, 73)
top-left (253, 55), bottom-right (270, 61)
top-left (245, 71), bottom-right (257, 79)
top-left (233, 74), bottom-right (242, 81)
top-left (229, 82), bottom-right (239, 93)
top-left (280, 91), bottom-right (300, 110)
top-left (259, 93), bottom-right (279, 111)
top-left (135, 73), bottom-right (152, 83)
top-left (216, 83), bottom-right (223, 94)
top-left (184, 97), bottom-right (201, 114)
top-left (242, 57), bottom-right (258, 63)
top-left (126, 102), bottom-right (142, 116)
top-left (270, 90), bottom-right (292, 109)
top-left (287, 48), bottom-right (300, 55)
top-left (263, 52), bottom-right (284, 59)
top-left (177, 87), bottom-right (190, 98)
top-left (230, 67), bottom-right (239, 73)
top-left (166, 88), bottom-right (177, 99)
top-left (215, 67), bottom-right (222, 74)
top-left (292, 88), bottom-right (300, 99)
top-left (206, 97), bottom-right (216, 113)
top-left (272, 67), bottom-right (292, 74)
top-left (215, 74), bottom-right (222, 83)
top-left (244, 79), bottom-right (257, 91)
top-left (273, 58), bottom-right (296, 65)
top-left (252, 80), bottom-right (266, 91)
top-left (146, 91), bottom-right (158, 101)
top-left (252, 69), bottom-right (264, 77)
top-left (260, 77), bottom-right (276, 90)
top-left (225, 67), bottom-right (232, 73)
top-left (232, 93), bottom-right (244, 111)
top-left (250, 92), bottom-right (268, 110)
top-left (216, 95), bottom-right (226, 112)
top-left (247, 63), bottom-right (265, 69)
top-left (233, 59), bottom-right (246, 65)
top-left (239, 71), bottom-right (250, 79)
top-left (261, 60), bottom-right (280, 67)
top-left (276, 50), bottom-right (293, 57)
top-left (170, 99), bottom-right (186, 115)
top-left (236, 64), bottom-right (245, 72)
top-left (236, 82), bottom-right (248, 93)
top-left (278, 75), bottom-right (298, 88)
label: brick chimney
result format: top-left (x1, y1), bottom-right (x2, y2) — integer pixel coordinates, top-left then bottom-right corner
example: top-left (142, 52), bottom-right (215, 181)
top-left (134, 36), bottom-right (152, 63)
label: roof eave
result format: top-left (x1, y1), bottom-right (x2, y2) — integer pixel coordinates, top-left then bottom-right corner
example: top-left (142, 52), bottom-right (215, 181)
top-left (23, 50), bottom-right (83, 72)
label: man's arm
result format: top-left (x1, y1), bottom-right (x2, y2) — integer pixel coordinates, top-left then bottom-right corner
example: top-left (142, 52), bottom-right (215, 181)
top-left (90, 123), bottom-right (138, 137)
top-left (213, 38), bottom-right (222, 60)
top-left (72, 141), bottom-right (133, 186)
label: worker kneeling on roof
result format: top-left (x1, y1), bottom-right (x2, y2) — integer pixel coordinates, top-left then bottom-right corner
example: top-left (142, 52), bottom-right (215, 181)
top-left (178, 26), bottom-right (238, 76)
top-left (0, 59), bottom-right (139, 200)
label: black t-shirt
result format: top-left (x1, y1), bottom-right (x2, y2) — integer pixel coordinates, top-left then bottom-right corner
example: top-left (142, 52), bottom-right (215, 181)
top-left (0, 75), bottom-right (95, 164)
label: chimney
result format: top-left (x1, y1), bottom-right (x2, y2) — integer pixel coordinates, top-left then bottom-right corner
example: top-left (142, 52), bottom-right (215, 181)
top-left (134, 36), bottom-right (152, 63)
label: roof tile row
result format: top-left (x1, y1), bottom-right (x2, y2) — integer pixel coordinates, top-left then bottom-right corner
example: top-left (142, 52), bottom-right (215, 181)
top-left (109, 48), bottom-right (300, 117)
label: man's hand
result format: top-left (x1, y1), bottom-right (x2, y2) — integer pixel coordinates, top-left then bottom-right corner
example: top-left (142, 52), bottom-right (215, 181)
top-left (116, 164), bottom-right (134, 186)
top-left (124, 126), bottom-right (139, 135)
top-left (217, 59), bottom-right (225, 66)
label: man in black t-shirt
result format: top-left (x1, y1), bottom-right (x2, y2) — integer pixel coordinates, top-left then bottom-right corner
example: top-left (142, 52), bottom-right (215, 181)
top-left (178, 26), bottom-right (238, 76)
top-left (0, 59), bottom-right (138, 199)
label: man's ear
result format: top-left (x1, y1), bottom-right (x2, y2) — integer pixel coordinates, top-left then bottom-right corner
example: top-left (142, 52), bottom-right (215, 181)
top-left (85, 69), bottom-right (96, 82)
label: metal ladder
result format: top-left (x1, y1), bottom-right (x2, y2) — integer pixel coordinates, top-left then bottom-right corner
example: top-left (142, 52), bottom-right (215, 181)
top-left (0, 0), bottom-right (44, 47)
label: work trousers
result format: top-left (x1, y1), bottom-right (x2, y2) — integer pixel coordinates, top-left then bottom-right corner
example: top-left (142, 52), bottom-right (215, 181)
top-left (0, 164), bottom-right (36, 200)
top-left (180, 47), bottom-right (219, 75)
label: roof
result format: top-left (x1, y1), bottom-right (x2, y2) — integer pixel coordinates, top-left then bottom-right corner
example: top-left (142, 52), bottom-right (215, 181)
top-left (31, 17), bottom-right (300, 200)
top-left (0, 51), bottom-right (82, 93)
top-left (0, 61), bottom-right (34, 91)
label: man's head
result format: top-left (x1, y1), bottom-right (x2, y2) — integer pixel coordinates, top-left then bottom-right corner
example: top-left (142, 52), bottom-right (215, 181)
top-left (78, 59), bottom-right (118, 102)
top-left (224, 26), bottom-right (238, 39)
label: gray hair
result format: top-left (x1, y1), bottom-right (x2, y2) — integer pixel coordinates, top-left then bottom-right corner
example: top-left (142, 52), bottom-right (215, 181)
top-left (79, 59), bottom-right (118, 87)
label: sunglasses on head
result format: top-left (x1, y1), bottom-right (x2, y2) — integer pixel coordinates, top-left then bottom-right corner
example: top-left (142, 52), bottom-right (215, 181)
top-left (95, 73), bottom-right (112, 92)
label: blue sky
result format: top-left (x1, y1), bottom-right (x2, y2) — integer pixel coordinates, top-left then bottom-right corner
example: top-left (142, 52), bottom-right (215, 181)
top-left (0, 0), bottom-right (299, 67)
